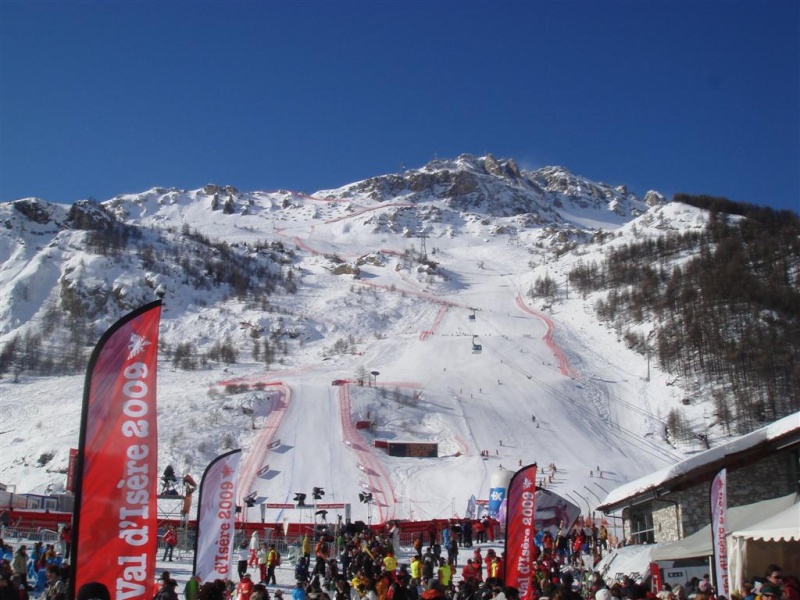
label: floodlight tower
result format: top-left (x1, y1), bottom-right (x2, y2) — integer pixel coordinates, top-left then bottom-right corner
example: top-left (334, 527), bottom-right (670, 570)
top-left (312, 487), bottom-right (325, 529)
top-left (359, 491), bottom-right (374, 526)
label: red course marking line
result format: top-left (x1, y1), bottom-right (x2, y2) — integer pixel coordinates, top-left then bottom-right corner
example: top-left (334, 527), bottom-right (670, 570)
top-left (515, 294), bottom-right (577, 379)
top-left (236, 383), bottom-right (291, 512)
top-left (338, 384), bottom-right (406, 522)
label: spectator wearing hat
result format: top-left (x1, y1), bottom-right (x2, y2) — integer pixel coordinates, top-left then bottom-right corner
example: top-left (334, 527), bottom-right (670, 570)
top-left (157, 572), bottom-right (171, 588)
top-left (155, 580), bottom-right (179, 600)
top-left (43, 565), bottom-right (65, 600)
top-left (76, 582), bottom-right (111, 600)
top-left (184, 575), bottom-right (201, 600)
top-left (295, 557), bottom-right (309, 585)
top-left (237, 574), bottom-right (254, 600)
top-left (759, 585), bottom-right (780, 600)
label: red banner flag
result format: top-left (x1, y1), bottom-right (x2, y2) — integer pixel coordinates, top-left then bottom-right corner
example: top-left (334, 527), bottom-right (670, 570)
top-left (504, 463), bottom-right (538, 600)
top-left (193, 449), bottom-right (243, 582)
top-left (70, 301), bottom-right (162, 600)
top-left (711, 468), bottom-right (729, 597)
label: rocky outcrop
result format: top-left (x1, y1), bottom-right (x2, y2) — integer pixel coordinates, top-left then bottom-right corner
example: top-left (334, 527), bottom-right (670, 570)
top-left (12, 199), bottom-right (56, 225)
top-left (67, 200), bottom-right (118, 230)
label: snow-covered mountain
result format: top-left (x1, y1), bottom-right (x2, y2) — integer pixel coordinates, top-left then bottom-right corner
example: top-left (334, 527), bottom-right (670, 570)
top-left (0, 154), bottom-right (724, 528)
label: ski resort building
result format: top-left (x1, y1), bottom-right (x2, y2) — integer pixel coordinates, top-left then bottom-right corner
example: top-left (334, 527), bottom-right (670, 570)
top-left (597, 413), bottom-right (799, 545)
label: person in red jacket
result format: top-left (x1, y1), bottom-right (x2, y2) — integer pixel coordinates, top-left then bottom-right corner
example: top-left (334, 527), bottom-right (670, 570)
top-left (461, 559), bottom-right (481, 584)
top-left (473, 520), bottom-right (485, 545)
top-left (236, 574), bottom-right (254, 600)
top-left (471, 550), bottom-right (483, 581)
top-left (460, 560), bottom-right (474, 584)
top-left (162, 526), bottom-right (178, 562)
top-left (483, 550), bottom-right (496, 580)
top-left (59, 525), bottom-right (72, 561)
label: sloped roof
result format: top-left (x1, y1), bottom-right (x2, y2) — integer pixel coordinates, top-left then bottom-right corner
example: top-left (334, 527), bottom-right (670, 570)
top-left (598, 412), bottom-right (800, 512)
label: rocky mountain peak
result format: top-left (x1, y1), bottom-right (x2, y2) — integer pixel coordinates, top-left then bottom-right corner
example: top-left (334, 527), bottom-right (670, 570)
top-left (341, 154), bottom-right (656, 226)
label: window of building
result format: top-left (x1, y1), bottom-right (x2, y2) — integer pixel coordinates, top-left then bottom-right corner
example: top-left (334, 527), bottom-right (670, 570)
top-left (630, 510), bottom-right (655, 544)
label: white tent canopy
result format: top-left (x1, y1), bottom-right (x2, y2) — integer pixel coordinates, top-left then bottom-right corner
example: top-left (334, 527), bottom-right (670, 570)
top-left (650, 493), bottom-right (797, 561)
top-left (596, 543), bottom-right (658, 584)
top-left (599, 494), bottom-right (798, 591)
top-left (728, 500), bottom-right (800, 593)
top-left (731, 502), bottom-right (800, 542)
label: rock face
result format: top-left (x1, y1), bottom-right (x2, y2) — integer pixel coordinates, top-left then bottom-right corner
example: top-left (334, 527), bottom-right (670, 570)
top-left (12, 199), bottom-right (57, 225)
top-left (67, 200), bottom-right (118, 230)
top-left (342, 153), bottom-right (658, 223)
top-left (644, 190), bottom-right (667, 206)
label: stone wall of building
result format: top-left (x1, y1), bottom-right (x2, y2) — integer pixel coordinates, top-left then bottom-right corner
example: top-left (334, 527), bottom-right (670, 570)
top-left (653, 499), bottom-right (682, 542)
top-left (619, 448), bottom-right (796, 543)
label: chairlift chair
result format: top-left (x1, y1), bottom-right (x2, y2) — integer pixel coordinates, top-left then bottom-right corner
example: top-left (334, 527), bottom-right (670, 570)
top-left (471, 335), bottom-right (482, 354)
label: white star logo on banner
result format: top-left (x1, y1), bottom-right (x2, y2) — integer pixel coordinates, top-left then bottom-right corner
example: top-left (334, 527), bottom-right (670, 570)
top-left (128, 332), bottom-right (151, 359)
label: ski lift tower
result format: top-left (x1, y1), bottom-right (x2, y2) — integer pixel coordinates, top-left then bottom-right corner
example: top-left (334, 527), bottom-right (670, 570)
top-left (416, 231), bottom-right (428, 261)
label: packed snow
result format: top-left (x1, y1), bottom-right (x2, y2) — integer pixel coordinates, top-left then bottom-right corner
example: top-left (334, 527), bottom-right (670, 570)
top-left (0, 175), bottom-right (723, 538)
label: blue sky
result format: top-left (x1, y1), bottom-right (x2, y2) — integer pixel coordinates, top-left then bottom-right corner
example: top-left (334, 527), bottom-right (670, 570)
top-left (1, 0), bottom-right (798, 212)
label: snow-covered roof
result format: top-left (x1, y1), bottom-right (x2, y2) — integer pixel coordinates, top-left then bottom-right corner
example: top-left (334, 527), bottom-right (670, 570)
top-left (598, 412), bottom-right (800, 511)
